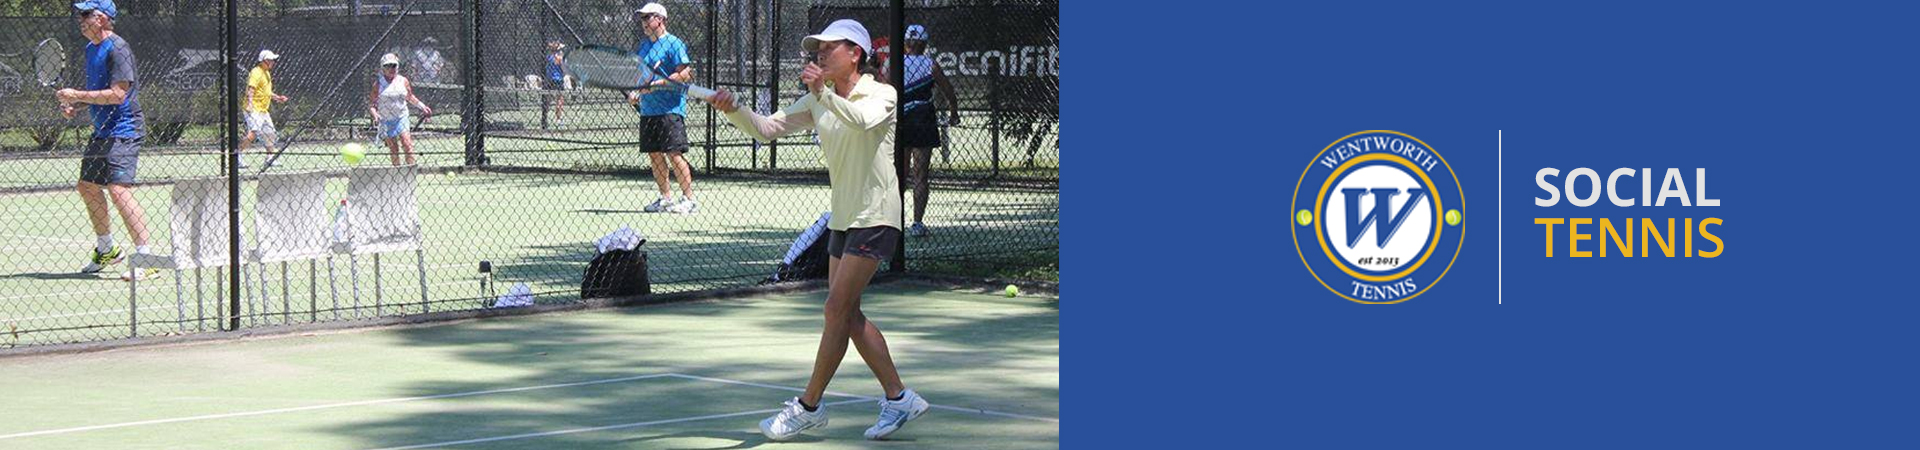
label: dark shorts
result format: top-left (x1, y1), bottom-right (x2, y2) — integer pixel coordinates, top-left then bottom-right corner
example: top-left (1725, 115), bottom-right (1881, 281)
top-left (898, 107), bottom-right (942, 148)
top-left (827, 226), bottom-right (901, 261)
top-left (639, 114), bottom-right (689, 153)
top-left (544, 79), bottom-right (565, 91)
top-left (79, 137), bottom-right (140, 185)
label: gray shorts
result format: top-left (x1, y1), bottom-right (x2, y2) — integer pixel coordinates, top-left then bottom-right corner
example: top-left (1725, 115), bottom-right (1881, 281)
top-left (80, 137), bottom-right (140, 185)
top-left (827, 226), bottom-right (901, 261)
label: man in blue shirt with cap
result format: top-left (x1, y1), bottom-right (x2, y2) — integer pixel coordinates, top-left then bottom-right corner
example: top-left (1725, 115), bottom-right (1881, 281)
top-left (627, 2), bottom-right (700, 214)
top-left (59, 0), bottom-right (155, 281)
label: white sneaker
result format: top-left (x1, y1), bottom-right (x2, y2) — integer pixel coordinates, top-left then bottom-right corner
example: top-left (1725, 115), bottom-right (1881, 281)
top-left (668, 198), bottom-right (698, 214)
top-left (864, 389), bottom-right (929, 440)
top-left (643, 197), bottom-right (675, 213)
top-left (759, 397), bottom-right (828, 441)
top-left (120, 268), bottom-right (161, 282)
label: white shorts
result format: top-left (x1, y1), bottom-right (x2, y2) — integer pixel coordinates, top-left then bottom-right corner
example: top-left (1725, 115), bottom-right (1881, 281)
top-left (378, 116), bottom-right (411, 140)
top-left (245, 112), bottom-right (277, 144)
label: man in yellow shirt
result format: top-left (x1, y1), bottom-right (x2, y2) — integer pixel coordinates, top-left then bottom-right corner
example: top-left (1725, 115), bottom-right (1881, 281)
top-left (240, 49), bottom-right (289, 168)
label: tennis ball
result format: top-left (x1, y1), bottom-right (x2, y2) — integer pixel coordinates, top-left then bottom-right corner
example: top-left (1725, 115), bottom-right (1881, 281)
top-left (1004, 284), bottom-right (1019, 297)
top-left (1295, 209), bottom-right (1313, 226)
top-left (1445, 209), bottom-right (1461, 226)
top-left (340, 143), bottom-right (366, 165)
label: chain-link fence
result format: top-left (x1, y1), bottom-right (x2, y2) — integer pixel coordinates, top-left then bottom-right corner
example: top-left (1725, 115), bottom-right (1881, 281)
top-left (0, 0), bottom-right (1056, 348)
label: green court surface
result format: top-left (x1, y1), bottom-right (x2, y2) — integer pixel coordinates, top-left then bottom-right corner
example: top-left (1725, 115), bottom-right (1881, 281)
top-left (0, 283), bottom-right (1060, 449)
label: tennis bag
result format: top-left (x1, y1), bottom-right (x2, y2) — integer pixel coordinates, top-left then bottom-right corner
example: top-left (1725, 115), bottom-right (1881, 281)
top-left (766, 212), bottom-right (832, 284)
top-left (582, 249), bottom-right (650, 299)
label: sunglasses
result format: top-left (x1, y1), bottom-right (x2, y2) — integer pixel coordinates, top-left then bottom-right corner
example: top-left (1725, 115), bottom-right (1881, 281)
top-left (75, 9), bottom-right (96, 19)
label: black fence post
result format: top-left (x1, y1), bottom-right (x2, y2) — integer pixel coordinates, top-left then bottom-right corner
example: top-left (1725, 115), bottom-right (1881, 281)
top-left (464, 0), bottom-right (487, 166)
top-left (889, 0), bottom-right (907, 274)
top-left (705, 0), bottom-right (718, 174)
top-left (768, 0), bottom-right (780, 171)
top-left (224, 0), bottom-right (241, 331)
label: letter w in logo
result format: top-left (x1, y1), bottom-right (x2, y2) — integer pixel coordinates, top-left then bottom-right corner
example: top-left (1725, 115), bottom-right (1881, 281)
top-left (1340, 188), bottom-right (1428, 248)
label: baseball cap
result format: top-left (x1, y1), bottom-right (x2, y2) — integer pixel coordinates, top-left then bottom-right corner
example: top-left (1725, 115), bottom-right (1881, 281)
top-left (258, 50), bottom-right (280, 61)
top-left (802, 19), bottom-right (872, 56)
top-left (636, 3), bottom-right (668, 18)
top-left (72, 0), bottom-right (117, 18)
top-left (906, 24), bottom-right (928, 41)
top-left (380, 53), bottom-right (401, 66)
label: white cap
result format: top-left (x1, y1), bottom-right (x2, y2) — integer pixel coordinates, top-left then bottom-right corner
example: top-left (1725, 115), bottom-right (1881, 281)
top-left (258, 49), bottom-right (279, 61)
top-left (379, 53), bottom-right (400, 66)
top-left (802, 19), bottom-right (872, 56)
top-left (906, 24), bottom-right (927, 41)
top-left (636, 2), bottom-right (668, 18)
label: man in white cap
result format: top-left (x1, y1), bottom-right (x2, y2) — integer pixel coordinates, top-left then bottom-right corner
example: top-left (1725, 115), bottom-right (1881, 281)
top-left (629, 2), bottom-right (700, 214)
top-left (239, 49), bottom-right (289, 167)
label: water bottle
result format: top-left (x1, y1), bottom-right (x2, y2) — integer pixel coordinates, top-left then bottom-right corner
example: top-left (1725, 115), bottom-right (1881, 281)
top-left (330, 199), bottom-right (350, 244)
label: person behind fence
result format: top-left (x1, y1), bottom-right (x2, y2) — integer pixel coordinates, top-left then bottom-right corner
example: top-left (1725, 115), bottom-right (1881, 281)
top-left (628, 2), bottom-right (699, 214)
top-left (412, 36), bottom-right (445, 83)
top-left (59, 0), bottom-right (156, 281)
top-left (369, 53), bottom-right (432, 165)
top-left (897, 25), bottom-right (960, 238)
top-left (544, 40), bottom-right (567, 127)
top-left (239, 49), bottom-right (289, 168)
top-left (704, 19), bottom-right (929, 442)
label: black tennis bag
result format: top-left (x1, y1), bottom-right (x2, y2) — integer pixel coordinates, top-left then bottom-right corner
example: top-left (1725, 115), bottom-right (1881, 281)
top-left (582, 249), bottom-right (650, 299)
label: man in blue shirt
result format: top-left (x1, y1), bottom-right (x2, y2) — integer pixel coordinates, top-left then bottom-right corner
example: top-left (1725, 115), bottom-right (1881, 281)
top-left (628, 2), bottom-right (700, 214)
top-left (58, 0), bottom-right (155, 281)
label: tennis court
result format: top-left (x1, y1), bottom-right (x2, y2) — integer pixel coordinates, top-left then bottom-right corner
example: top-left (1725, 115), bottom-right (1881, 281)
top-left (0, 282), bottom-right (1059, 449)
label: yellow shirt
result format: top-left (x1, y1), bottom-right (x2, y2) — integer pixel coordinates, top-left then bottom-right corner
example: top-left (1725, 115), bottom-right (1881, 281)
top-left (246, 66), bottom-right (274, 113)
top-left (726, 74), bottom-right (900, 231)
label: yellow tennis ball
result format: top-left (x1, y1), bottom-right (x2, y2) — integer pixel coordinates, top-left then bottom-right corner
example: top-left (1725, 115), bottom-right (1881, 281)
top-left (1004, 284), bottom-right (1019, 297)
top-left (1295, 209), bottom-right (1313, 226)
top-left (1445, 209), bottom-right (1461, 226)
top-left (340, 143), bottom-right (366, 165)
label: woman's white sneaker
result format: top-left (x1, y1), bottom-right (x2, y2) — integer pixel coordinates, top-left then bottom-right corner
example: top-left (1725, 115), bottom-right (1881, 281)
top-left (864, 389), bottom-right (929, 440)
top-left (759, 397), bottom-right (828, 441)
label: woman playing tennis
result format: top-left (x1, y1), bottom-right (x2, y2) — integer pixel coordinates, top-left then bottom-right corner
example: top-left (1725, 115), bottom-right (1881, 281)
top-left (704, 19), bottom-right (928, 441)
top-left (368, 53), bottom-right (431, 165)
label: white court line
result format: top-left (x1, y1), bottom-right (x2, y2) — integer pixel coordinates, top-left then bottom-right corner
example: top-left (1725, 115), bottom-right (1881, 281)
top-left (665, 373), bottom-right (1061, 424)
top-left (1498, 130), bottom-right (1503, 305)
top-left (1, 234), bottom-right (90, 245)
top-left (0, 374), bottom-right (676, 441)
top-left (362, 398), bottom-right (871, 450)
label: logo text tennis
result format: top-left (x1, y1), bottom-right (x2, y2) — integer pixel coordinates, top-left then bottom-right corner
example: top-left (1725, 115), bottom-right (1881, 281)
top-left (1292, 131), bottom-right (1465, 304)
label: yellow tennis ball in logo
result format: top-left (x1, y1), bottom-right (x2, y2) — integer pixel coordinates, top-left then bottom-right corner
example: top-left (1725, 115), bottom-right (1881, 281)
top-left (1295, 209), bottom-right (1313, 226)
top-left (340, 143), bottom-right (366, 165)
top-left (1445, 209), bottom-right (1461, 226)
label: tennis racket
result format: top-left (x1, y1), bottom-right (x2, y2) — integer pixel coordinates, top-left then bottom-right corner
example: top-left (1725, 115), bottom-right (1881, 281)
top-left (34, 38), bottom-right (85, 151)
top-left (34, 38), bottom-right (64, 88)
top-left (563, 44), bottom-right (714, 99)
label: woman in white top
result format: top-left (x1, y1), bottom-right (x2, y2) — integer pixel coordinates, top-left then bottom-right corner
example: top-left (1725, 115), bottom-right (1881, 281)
top-left (368, 53), bottom-right (432, 165)
top-left (706, 20), bottom-right (930, 442)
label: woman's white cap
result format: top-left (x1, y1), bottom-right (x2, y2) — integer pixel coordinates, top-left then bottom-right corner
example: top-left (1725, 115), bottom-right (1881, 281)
top-left (802, 19), bottom-right (872, 56)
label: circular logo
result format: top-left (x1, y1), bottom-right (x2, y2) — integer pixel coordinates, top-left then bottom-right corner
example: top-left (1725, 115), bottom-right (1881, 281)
top-left (1292, 131), bottom-right (1465, 304)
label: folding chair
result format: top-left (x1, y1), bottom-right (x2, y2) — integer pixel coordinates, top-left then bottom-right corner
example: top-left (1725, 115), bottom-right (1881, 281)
top-left (333, 165), bottom-right (429, 317)
top-left (128, 177), bottom-right (232, 336)
top-left (247, 172), bottom-right (332, 325)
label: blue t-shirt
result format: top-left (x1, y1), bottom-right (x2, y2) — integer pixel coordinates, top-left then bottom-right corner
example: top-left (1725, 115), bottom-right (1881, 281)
top-left (545, 53), bottom-right (565, 84)
top-left (84, 34), bottom-right (144, 139)
top-left (635, 33), bottom-right (691, 117)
